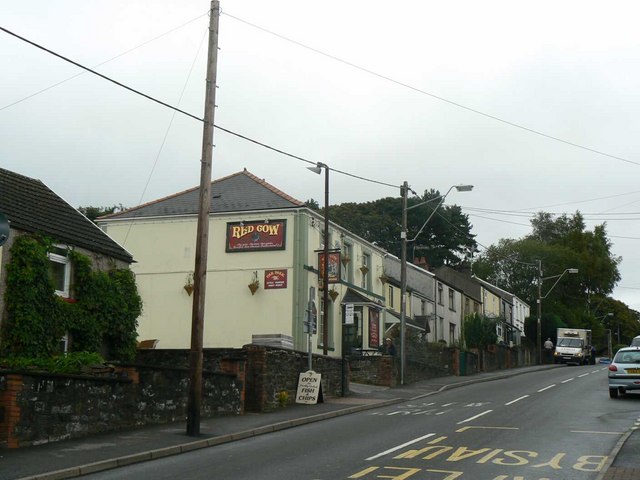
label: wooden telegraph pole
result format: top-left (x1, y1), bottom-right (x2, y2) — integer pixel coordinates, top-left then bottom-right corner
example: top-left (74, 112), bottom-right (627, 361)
top-left (187, 0), bottom-right (220, 437)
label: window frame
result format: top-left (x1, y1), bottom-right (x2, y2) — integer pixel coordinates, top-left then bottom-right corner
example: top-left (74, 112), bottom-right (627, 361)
top-left (48, 245), bottom-right (71, 298)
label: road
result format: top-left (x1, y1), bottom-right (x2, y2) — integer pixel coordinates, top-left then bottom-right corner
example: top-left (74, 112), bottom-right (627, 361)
top-left (84, 365), bottom-right (639, 480)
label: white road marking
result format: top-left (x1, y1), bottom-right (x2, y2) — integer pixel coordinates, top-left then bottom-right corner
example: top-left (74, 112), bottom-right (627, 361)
top-left (457, 426), bottom-right (519, 432)
top-left (538, 384), bottom-right (556, 392)
top-left (571, 430), bottom-right (624, 435)
top-left (441, 402), bottom-right (456, 407)
top-left (591, 370), bottom-right (600, 374)
top-left (561, 378), bottom-right (575, 383)
top-left (578, 373), bottom-right (590, 378)
top-left (435, 410), bottom-right (449, 416)
top-left (457, 410), bottom-right (493, 425)
top-left (504, 395), bottom-right (529, 406)
top-left (366, 433), bottom-right (436, 461)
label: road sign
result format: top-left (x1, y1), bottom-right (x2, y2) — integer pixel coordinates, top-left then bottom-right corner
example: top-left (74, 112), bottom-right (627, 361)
top-left (304, 300), bottom-right (317, 334)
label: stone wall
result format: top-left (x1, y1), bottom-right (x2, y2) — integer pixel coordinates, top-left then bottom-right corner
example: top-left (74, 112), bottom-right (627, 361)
top-left (470, 344), bottom-right (535, 372)
top-left (244, 345), bottom-right (345, 412)
top-left (136, 346), bottom-right (345, 413)
top-left (348, 356), bottom-right (396, 386)
top-left (0, 363), bottom-right (242, 449)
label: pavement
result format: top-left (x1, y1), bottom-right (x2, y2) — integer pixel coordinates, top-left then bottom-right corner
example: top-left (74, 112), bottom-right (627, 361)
top-left (1, 365), bottom-right (637, 480)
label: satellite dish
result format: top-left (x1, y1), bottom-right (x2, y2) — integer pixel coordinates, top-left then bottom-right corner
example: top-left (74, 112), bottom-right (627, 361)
top-left (0, 213), bottom-right (10, 247)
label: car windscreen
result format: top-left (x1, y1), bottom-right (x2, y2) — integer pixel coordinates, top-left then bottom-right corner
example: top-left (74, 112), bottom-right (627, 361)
top-left (615, 351), bottom-right (640, 363)
top-left (557, 338), bottom-right (583, 347)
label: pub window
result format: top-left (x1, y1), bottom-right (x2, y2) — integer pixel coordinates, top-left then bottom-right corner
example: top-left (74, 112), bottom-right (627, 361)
top-left (342, 243), bottom-right (353, 282)
top-left (361, 253), bottom-right (370, 289)
top-left (437, 283), bottom-right (443, 305)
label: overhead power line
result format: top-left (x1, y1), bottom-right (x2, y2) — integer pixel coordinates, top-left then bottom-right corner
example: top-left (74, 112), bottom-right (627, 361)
top-left (0, 12), bottom-right (208, 112)
top-left (0, 25), bottom-right (399, 191)
top-left (222, 12), bottom-right (640, 169)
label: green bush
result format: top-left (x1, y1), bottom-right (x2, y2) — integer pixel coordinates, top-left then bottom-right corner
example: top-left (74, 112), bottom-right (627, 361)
top-left (0, 352), bottom-right (105, 374)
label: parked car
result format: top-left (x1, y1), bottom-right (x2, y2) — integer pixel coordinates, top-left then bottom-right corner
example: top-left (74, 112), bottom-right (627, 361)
top-left (608, 346), bottom-right (640, 398)
top-left (631, 335), bottom-right (640, 347)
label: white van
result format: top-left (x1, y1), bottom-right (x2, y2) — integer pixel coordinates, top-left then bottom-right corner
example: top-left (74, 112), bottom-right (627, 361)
top-left (631, 336), bottom-right (640, 347)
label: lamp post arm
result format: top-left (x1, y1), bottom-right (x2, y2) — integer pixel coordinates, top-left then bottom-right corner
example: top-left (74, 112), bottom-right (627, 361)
top-left (408, 186), bottom-right (454, 243)
top-left (406, 194), bottom-right (445, 211)
top-left (540, 270), bottom-right (570, 299)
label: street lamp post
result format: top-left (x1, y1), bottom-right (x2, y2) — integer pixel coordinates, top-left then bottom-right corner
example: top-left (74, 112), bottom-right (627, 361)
top-left (536, 262), bottom-right (579, 364)
top-left (597, 312), bottom-right (613, 359)
top-left (399, 183), bottom-right (473, 384)
top-left (307, 163), bottom-right (330, 356)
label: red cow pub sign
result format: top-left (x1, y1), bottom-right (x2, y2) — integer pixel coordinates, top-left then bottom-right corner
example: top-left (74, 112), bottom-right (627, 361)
top-left (226, 220), bottom-right (286, 252)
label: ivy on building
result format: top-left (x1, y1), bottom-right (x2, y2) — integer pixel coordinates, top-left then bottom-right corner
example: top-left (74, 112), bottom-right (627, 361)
top-left (1, 234), bottom-right (142, 361)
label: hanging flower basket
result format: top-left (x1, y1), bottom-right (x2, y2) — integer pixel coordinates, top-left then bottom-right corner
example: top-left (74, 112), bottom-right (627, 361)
top-left (248, 271), bottom-right (260, 296)
top-left (329, 289), bottom-right (339, 302)
top-left (184, 272), bottom-right (194, 296)
top-left (379, 273), bottom-right (389, 284)
top-left (360, 265), bottom-right (369, 275)
top-left (341, 255), bottom-right (351, 267)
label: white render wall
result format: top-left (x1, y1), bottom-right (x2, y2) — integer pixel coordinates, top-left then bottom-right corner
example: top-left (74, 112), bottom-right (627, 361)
top-left (100, 209), bottom-right (386, 356)
top-left (101, 212), bottom-right (297, 349)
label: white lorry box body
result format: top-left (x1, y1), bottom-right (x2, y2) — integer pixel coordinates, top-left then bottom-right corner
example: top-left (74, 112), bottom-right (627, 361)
top-left (554, 328), bottom-right (592, 365)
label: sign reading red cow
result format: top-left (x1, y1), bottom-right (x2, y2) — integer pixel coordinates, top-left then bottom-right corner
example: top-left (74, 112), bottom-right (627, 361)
top-left (226, 220), bottom-right (286, 252)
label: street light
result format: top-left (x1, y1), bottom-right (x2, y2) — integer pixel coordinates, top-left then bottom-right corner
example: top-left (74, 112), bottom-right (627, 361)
top-left (536, 263), bottom-right (579, 364)
top-left (597, 312), bottom-right (614, 359)
top-left (400, 183), bottom-right (473, 384)
top-left (307, 163), bottom-right (330, 356)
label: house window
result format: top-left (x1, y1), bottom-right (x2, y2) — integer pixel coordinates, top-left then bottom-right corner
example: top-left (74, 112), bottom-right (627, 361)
top-left (437, 283), bottom-right (443, 305)
top-left (449, 323), bottom-right (456, 344)
top-left (388, 285), bottom-right (394, 308)
top-left (421, 299), bottom-right (427, 315)
top-left (361, 253), bottom-right (370, 289)
top-left (448, 290), bottom-right (455, 311)
top-left (48, 245), bottom-right (71, 297)
top-left (342, 243), bottom-right (353, 282)
top-left (59, 333), bottom-right (69, 353)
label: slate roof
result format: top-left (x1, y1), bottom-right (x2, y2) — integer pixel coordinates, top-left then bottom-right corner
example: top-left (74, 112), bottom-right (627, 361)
top-left (384, 308), bottom-right (428, 331)
top-left (102, 169), bottom-right (305, 220)
top-left (0, 168), bottom-right (133, 263)
top-left (434, 265), bottom-right (482, 303)
top-left (384, 254), bottom-right (436, 300)
top-left (342, 288), bottom-right (383, 306)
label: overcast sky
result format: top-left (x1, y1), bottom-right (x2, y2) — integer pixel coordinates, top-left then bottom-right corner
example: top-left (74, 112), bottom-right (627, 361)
top-left (2, 1), bottom-right (640, 313)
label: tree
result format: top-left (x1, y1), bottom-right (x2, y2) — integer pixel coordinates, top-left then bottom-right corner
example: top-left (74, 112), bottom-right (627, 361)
top-left (304, 199), bottom-right (320, 210)
top-left (463, 313), bottom-right (498, 350)
top-left (474, 211), bottom-right (624, 336)
top-left (327, 190), bottom-right (476, 268)
top-left (78, 205), bottom-right (125, 223)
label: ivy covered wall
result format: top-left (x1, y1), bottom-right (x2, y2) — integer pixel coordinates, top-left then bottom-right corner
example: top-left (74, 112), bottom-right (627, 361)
top-left (0, 234), bottom-right (141, 361)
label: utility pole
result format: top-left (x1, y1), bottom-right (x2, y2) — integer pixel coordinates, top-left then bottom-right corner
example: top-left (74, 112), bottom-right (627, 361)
top-left (187, 0), bottom-right (219, 437)
top-left (322, 165), bottom-right (329, 356)
top-left (400, 181), bottom-right (408, 385)
top-left (537, 260), bottom-right (542, 365)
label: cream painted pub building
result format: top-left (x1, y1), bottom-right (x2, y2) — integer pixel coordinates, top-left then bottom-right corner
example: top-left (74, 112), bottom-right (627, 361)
top-left (98, 170), bottom-right (387, 358)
